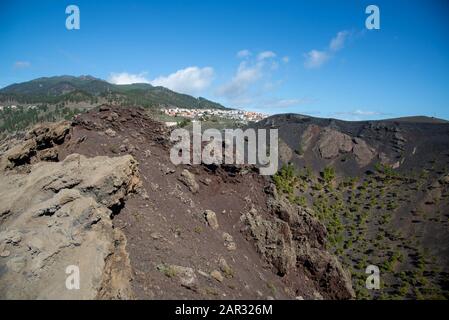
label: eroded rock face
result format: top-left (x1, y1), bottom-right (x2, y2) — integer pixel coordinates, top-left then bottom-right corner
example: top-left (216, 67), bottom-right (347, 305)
top-left (318, 128), bottom-right (353, 159)
top-left (241, 208), bottom-right (296, 276)
top-left (0, 121), bottom-right (71, 170)
top-left (0, 153), bottom-right (139, 299)
top-left (241, 184), bottom-right (355, 299)
top-left (352, 138), bottom-right (376, 167)
top-left (316, 128), bottom-right (376, 167)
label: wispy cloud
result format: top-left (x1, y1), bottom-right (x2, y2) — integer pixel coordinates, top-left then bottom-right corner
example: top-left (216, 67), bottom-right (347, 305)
top-left (108, 72), bottom-right (150, 84)
top-left (216, 60), bottom-right (264, 100)
top-left (258, 98), bottom-right (313, 109)
top-left (304, 50), bottom-right (329, 69)
top-left (13, 61), bottom-right (31, 69)
top-left (237, 49), bottom-right (251, 58)
top-left (257, 51), bottom-right (276, 61)
top-left (257, 97), bottom-right (317, 109)
top-left (329, 31), bottom-right (350, 52)
top-left (150, 66), bottom-right (214, 95)
top-left (304, 30), bottom-right (351, 69)
top-left (216, 50), bottom-right (301, 110)
top-left (333, 109), bottom-right (391, 120)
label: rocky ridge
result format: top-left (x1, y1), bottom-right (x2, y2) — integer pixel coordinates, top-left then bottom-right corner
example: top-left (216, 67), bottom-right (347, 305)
top-left (0, 106), bottom-right (355, 299)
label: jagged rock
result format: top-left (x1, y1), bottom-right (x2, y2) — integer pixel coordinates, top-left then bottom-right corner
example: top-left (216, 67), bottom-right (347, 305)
top-left (296, 245), bottom-right (354, 300)
top-left (200, 177), bottom-right (212, 186)
top-left (218, 257), bottom-right (233, 277)
top-left (158, 264), bottom-right (197, 289)
top-left (204, 210), bottom-right (219, 230)
top-left (352, 138), bottom-right (376, 166)
top-left (25, 121), bottom-right (71, 146)
top-left (0, 153), bottom-right (139, 299)
top-left (241, 187), bottom-right (355, 299)
top-left (105, 128), bottom-right (117, 137)
top-left (222, 232), bottom-right (236, 251)
top-left (268, 193), bottom-right (326, 248)
top-left (179, 169), bottom-right (199, 193)
top-left (241, 208), bottom-right (296, 276)
top-left (97, 231), bottom-right (134, 299)
top-left (314, 127), bottom-right (376, 167)
top-left (39, 148), bottom-right (58, 161)
top-left (107, 112), bottom-right (119, 122)
top-left (0, 121), bottom-right (70, 170)
top-left (210, 270), bottom-right (224, 282)
top-left (318, 128), bottom-right (353, 159)
top-left (2, 140), bottom-right (37, 168)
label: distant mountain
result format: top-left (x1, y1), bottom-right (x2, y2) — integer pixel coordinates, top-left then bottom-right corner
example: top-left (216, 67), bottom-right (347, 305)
top-left (0, 75), bottom-right (227, 110)
top-left (381, 115), bottom-right (449, 124)
top-left (253, 112), bottom-right (449, 176)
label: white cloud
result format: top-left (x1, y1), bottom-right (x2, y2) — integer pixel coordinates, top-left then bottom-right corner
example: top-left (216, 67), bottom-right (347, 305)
top-left (108, 72), bottom-right (150, 84)
top-left (333, 109), bottom-right (389, 120)
top-left (329, 31), bottom-right (349, 52)
top-left (304, 30), bottom-right (351, 69)
top-left (257, 51), bottom-right (276, 61)
top-left (109, 67), bottom-right (214, 95)
top-left (14, 61), bottom-right (31, 69)
top-left (258, 97), bottom-right (316, 109)
top-left (261, 99), bottom-right (302, 108)
top-left (351, 110), bottom-right (382, 116)
top-left (216, 61), bottom-right (263, 99)
top-left (237, 49), bottom-right (251, 58)
top-left (304, 50), bottom-right (329, 69)
top-left (150, 66), bottom-right (214, 95)
top-left (217, 50), bottom-right (293, 106)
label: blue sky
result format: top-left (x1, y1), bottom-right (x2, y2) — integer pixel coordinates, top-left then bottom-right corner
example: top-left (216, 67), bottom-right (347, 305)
top-left (1, 0), bottom-right (448, 120)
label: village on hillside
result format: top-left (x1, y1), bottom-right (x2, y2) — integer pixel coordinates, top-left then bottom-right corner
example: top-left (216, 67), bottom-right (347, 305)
top-left (161, 107), bottom-right (268, 124)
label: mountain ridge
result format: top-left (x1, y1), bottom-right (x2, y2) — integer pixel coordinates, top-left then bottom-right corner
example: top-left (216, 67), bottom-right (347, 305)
top-left (0, 75), bottom-right (227, 110)
top-left (262, 113), bottom-right (449, 125)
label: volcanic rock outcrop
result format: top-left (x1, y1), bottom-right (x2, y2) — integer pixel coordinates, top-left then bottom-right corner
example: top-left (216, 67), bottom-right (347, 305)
top-left (0, 121), bottom-right (139, 299)
top-left (0, 121), bottom-right (71, 170)
top-left (241, 185), bottom-right (354, 299)
top-left (314, 128), bottom-right (376, 167)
